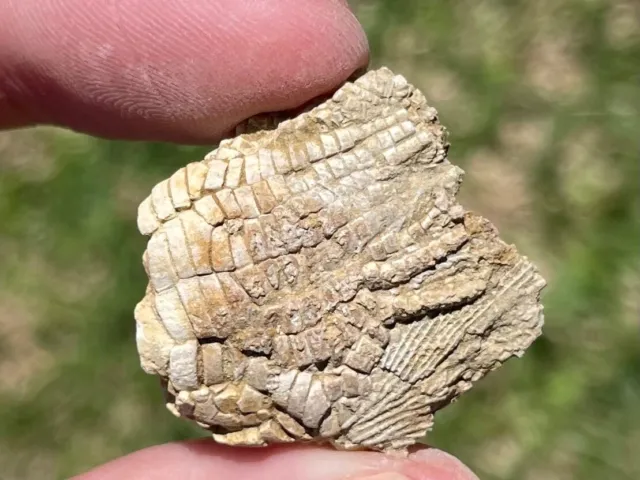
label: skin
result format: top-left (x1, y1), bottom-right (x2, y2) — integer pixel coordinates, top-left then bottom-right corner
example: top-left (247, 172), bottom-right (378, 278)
top-left (1, 1), bottom-right (479, 478)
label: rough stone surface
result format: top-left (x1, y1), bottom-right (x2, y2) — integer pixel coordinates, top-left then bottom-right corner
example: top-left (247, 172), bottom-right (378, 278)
top-left (134, 67), bottom-right (546, 454)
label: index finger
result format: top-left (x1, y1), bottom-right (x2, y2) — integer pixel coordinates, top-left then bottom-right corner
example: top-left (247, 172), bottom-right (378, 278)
top-left (0, 0), bottom-right (369, 143)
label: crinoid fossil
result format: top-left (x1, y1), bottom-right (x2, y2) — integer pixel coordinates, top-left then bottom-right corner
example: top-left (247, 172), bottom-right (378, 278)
top-left (134, 67), bottom-right (546, 454)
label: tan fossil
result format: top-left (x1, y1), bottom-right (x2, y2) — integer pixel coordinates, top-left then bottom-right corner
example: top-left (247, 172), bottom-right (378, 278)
top-left (134, 67), bottom-right (546, 453)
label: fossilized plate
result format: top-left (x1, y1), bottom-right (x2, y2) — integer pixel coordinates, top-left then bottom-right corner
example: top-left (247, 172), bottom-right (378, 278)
top-left (134, 67), bottom-right (546, 453)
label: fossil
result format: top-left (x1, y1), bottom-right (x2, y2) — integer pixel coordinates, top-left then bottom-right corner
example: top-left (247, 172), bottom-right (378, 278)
top-left (134, 67), bottom-right (546, 453)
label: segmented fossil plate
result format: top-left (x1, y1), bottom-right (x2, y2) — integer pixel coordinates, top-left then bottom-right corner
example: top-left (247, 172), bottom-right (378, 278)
top-left (134, 67), bottom-right (546, 453)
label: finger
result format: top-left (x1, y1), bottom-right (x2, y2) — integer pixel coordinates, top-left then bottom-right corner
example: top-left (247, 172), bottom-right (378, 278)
top-left (0, 0), bottom-right (369, 143)
top-left (72, 440), bottom-right (478, 480)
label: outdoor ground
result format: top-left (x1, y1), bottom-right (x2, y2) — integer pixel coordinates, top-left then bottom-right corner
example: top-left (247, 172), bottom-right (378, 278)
top-left (0, 1), bottom-right (638, 478)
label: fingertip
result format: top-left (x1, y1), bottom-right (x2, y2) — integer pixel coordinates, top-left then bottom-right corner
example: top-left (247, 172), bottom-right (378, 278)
top-left (0, 0), bottom-right (370, 143)
top-left (74, 440), bottom-right (479, 480)
top-left (74, 441), bottom-right (396, 480)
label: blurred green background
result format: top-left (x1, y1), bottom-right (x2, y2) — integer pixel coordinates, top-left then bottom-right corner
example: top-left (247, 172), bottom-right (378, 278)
top-left (1, 0), bottom-right (639, 478)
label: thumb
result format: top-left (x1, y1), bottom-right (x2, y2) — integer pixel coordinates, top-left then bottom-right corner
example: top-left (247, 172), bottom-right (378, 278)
top-left (0, 0), bottom-right (368, 143)
top-left (73, 441), bottom-right (479, 480)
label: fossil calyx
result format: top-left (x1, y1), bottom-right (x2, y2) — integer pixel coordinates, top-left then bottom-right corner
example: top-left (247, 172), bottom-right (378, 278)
top-left (134, 67), bottom-right (546, 453)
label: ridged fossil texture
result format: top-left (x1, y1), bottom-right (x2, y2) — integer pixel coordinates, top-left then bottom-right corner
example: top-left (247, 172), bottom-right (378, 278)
top-left (134, 67), bottom-right (546, 453)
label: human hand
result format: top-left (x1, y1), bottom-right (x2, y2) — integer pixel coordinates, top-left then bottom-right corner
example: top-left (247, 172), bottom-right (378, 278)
top-left (1, 1), bottom-right (479, 478)
top-left (0, 0), bottom-right (368, 143)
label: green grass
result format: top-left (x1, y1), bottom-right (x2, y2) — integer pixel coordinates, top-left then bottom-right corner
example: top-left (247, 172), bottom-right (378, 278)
top-left (1, 1), bottom-right (638, 478)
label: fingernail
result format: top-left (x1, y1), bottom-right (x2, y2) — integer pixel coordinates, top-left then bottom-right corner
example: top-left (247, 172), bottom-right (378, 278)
top-left (258, 445), bottom-right (409, 480)
top-left (354, 472), bottom-right (411, 480)
top-left (356, 473), bottom-right (411, 480)
top-left (406, 448), bottom-right (480, 480)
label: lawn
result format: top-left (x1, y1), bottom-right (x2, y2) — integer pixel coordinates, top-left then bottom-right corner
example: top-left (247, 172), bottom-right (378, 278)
top-left (0, 1), bottom-right (638, 478)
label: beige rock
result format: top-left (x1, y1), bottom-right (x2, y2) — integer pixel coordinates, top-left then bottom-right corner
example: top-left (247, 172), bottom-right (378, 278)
top-left (134, 67), bottom-right (546, 454)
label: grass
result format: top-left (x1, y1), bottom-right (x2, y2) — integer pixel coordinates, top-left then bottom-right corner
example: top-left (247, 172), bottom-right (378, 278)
top-left (0, 0), bottom-right (638, 478)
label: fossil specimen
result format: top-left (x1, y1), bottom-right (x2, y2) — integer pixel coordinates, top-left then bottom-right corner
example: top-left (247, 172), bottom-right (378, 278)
top-left (134, 67), bottom-right (546, 453)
